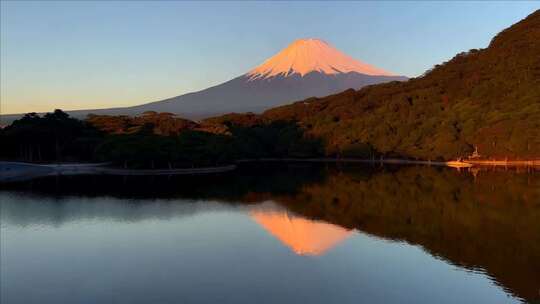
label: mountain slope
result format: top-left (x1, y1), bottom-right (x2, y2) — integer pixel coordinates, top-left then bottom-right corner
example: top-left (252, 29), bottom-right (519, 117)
top-left (0, 39), bottom-right (406, 124)
top-left (128, 72), bottom-right (403, 115)
top-left (219, 10), bottom-right (540, 160)
top-left (119, 38), bottom-right (404, 118)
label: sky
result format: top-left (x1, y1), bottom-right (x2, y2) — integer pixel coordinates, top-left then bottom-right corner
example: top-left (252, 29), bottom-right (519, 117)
top-left (1, 1), bottom-right (539, 114)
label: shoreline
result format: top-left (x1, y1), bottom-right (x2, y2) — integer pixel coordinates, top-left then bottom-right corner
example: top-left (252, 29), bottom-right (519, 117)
top-left (2, 157), bottom-right (539, 183)
top-left (237, 158), bottom-right (540, 168)
top-left (0, 161), bottom-right (236, 183)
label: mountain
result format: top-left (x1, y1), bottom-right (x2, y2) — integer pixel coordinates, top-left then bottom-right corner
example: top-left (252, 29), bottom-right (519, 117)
top-left (233, 10), bottom-right (539, 160)
top-left (102, 38), bottom-right (405, 117)
top-left (0, 39), bottom-right (406, 124)
top-left (246, 38), bottom-right (393, 79)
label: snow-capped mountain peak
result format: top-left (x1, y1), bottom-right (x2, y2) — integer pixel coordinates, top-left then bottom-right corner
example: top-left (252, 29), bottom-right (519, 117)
top-left (246, 38), bottom-right (393, 80)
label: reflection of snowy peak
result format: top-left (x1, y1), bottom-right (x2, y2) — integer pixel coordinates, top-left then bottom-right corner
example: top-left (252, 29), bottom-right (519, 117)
top-left (247, 38), bottom-right (393, 80)
top-left (250, 210), bottom-right (352, 256)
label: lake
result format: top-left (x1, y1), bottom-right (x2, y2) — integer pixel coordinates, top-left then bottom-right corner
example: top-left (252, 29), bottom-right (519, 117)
top-left (1, 163), bottom-right (539, 304)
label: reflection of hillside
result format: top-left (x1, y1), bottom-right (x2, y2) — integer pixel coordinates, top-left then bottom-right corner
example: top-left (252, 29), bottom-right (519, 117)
top-left (250, 208), bottom-right (351, 256)
top-left (1, 164), bottom-right (538, 301)
top-left (254, 167), bottom-right (540, 302)
top-left (0, 163), bottom-right (326, 201)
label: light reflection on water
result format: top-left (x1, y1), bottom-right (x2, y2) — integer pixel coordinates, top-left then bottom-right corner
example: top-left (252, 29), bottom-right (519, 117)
top-left (249, 202), bottom-right (353, 256)
top-left (1, 165), bottom-right (538, 304)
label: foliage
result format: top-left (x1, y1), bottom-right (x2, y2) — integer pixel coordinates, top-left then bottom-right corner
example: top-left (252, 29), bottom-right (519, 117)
top-left (257, 10), bottom-right (540, 160)
top-left (0, 110), bottom-right (103, 161)
top-left (1, 110), bottom-right (322, 168)
top-left (225, 120), bottom-right (323, 159)
top-left (94, 130), bottom-right (234, 168)
top-left (86, 111), bottom-right (199, 135)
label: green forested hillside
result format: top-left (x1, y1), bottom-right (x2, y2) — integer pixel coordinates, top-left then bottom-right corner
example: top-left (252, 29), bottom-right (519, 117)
top-left (251, 10), bottom-right (540, 160)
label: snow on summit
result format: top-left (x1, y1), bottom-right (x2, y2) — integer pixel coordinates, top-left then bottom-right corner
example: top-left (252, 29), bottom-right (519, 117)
top-left (247, 38), bottom-right (394, 80)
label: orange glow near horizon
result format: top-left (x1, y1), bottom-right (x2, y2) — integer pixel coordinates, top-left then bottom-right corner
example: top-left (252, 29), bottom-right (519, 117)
top-left (250, 209), bottom-right (352, 256)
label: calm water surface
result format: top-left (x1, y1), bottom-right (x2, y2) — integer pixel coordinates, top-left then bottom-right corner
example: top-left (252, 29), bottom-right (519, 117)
top-left (1, 164), bottom-right (539, 304)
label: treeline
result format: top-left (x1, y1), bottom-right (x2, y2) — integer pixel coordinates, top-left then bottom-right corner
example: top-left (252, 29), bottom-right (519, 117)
top-left (0, 110), bottom-right (322, 168)
top-left (0, 110), bottom-right (102, 162)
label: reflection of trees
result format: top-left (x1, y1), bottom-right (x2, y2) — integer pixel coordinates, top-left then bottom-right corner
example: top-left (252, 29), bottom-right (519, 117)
top-left (2, 164), bottom-right (539, 301)
top-left (261, 167), bottom-right (540, 302)
top-left (1, 163), bottom-right (326, 200)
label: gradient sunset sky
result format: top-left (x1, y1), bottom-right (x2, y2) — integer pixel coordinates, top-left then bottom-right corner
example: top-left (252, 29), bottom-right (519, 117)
top-left (1, 1), bottom-right (538, 114)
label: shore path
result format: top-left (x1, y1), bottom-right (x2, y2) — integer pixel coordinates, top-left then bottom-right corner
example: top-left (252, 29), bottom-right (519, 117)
top-left (0, 162), bottom-right (236, 183)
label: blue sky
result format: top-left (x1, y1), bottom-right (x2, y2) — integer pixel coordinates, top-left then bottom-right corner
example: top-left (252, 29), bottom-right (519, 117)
top-left (1, 1), bottom-right (538, 114)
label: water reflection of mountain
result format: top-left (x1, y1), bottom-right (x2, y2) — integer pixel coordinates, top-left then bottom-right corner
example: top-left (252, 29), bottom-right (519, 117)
top-left (1, 164), bottom-right (539, 301)
top-left (250, 204), bottom-right (352, 256)
top-left (247, 166), bottom-right (540, 302)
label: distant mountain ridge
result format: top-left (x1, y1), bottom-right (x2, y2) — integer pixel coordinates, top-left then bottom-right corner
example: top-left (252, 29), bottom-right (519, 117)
top-left (0, 39), bottom-right (406, 124)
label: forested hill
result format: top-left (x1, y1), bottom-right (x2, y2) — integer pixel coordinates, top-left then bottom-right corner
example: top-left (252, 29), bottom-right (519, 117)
top-left (255, 10), bottom-right (540, 160)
